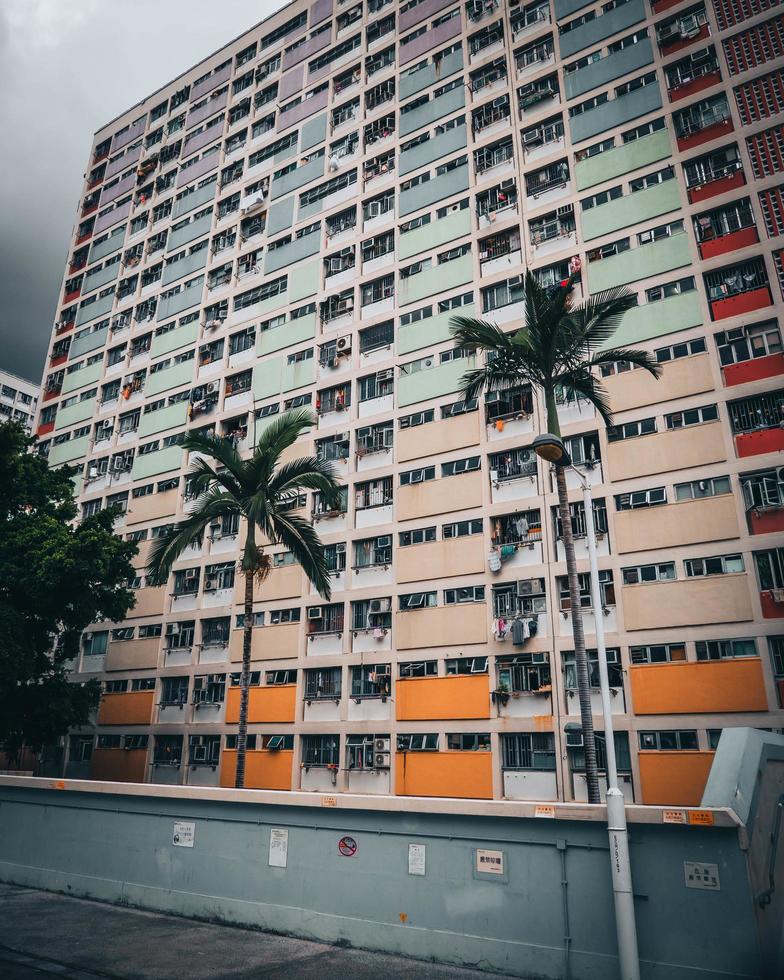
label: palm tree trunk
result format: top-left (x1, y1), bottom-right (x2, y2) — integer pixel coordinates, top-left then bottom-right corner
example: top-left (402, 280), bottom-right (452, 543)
top-left (235, 569), bottom-right (254, 789)
top-left (546, 391), bottom-right (601, 804)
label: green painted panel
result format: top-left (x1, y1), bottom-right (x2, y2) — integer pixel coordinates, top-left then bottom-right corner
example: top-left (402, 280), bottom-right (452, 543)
top-left (72, 472), bottom-right (84, 498)
top-left (399, 125), bottom-right (468, 177)
top-left (172, 180), bottom-right (217, 220)
top-left (49, 435), bottom-right (90, 467)
top-left (399, 254), bottom-right (472, 307)
top-left (75, 292), bottom-right (114, 327)
top-left (62, 360), bottom-right (103, 395)
top-left (138, 401), bottom-right (189, 438)
top-left (83, 262), bottom-right (120, 294)
top-left (581, 180), bottom-right (682, 241)
top-left (258, 313), bottom-right (317, 355)
top-left (267, 197), bottom-right (296, 236)
top-left (167, 213), bottom-right (213, 253)
top-left (252, 357), bottom-right (283, 400)
top-left (162, 247), bottom-right (208, 286)
top-left (146, 358), bottom-right (195, 397)
top-left (256, 289), bottom-right (289, 319)
top-left (289, 260), bottom-right (320, 302)
top-left (271, 156), bottom-right (325, 201)
top-left (265, 230), bottom-right (321, 274)
top-left (400, 165), bottom-right (469, 217)
top-left (54, 396), bottom-right (97, 431)
top-left (88, 226), bottom-right (125, 264)
top-left (301, 112), bottom-right (328, 152)
top-left (398, 303), bottom-right (475, 356)
top-left (397, 358), bottom-right (470, 408)
top-left (69, 323), bottom-right (109, 359)
top-left (399, 87), bottom-right (465, 139)
top-left (601, 292), bottom-right (703, 350)
top-left (399, 48), bottom-right (463, 101)
top-left (156, 277), bottom-right (204, 320)
top-left (150, 320), bottom-right (199, 358)
top-left (399, 208), bottom-right (472, 260)
top-left (130, 444), bottom-right (184, 481)
top-left (588, 233), bottom-right (692, 292)
top-left (575, 130), bottom-right (672, 191)
top-left (282, 355), bottom-right (315, 392)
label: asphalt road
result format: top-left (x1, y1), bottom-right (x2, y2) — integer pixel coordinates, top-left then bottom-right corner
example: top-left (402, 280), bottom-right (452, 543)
top-left (0, 883), bottom-right (520, 979)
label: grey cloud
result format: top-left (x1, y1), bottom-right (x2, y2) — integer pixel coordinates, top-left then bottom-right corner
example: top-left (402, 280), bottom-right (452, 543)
top-left (0, 0), bottom-right (285, 384)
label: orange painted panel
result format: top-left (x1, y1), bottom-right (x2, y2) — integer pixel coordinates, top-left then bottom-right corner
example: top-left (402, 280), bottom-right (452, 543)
top-left (396, 675), bottom-right (491, 721)
top-left (90, 748), bottom-right (147, 783)
top-left (220, 749), bottom-right (293, 790)
top-left (225, 685), bottom-right (296, 724)
top-left (395, 751), bottom-right (493, 799)
top-left (630, 659), bottom-right (768, 715)
top-left (97, 691), bottom-right (154, 726)
top-left (638, 751), bottom-right (715, 806)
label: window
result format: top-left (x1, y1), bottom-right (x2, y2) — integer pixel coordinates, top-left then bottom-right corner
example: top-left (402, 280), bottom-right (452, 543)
top-left (559, 570), bottom-right (615, 610)
top-left (304, 667), bottom-right (342, 701)
top-left (665, 404), bottom-right (719, 429)
top-left (616, 488), bottom-right (666, 510)
top-left (83, 631), bottom-right (108, 657)
top-left (447, 733), bottom-right (491, 751)
top-left (443, 519), bottom-right (483, 539)
top-left (353, 535), bottom-right (392, 569)
top-left (399, 409), bottom-right (435, 429)
top-left (563, 649), bottom-right (623, 690)
top-left (351, 665), bottom-right (391, 699)
top-left (444, 586), bottom-right (485, 605)
top-left (630, 643), bottom-right (687, 664)
top-left (716, 319), bottom-right (782, 367)
top-left (399, 526), bottom-right (436, 547)
top-left (270, 608), bottom-right (300, 625)
top-left (502, 733), bottom-right (555, 770)
top-left (622, 562), bottom-right (676, 584)
top-left (302, 735), bottom-right (339, 767)
top-left (696, 639), bottom-right (757, 660)
top-left (446, 656), bottom-right (488, 676)
top-left (442, 457), bottom-right (480, 477)
top-left (607, 418), bottom-right (656, 441)
top-left (161, 676), bottom-right (188, 706)
top-left (400, 466), bottom-right (435, 486)
top-left (684, 554), bottom-right (744, 576)
top-left (399, 591), bottom-right (437, 611)
top-left (639, 730), bottom-right (699, 751)
top-left (397, 734), bottom-right (438, 751)
top-left (655, 337), bottom-right (706, 362)
top-left (399, 661), bottom-right (437, 678)
top-left (674, 475), bottom-right (731, 500)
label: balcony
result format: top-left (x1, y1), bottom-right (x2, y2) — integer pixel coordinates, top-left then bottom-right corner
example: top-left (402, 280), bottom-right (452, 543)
top-left (630, 658), bottom-right (767, 715)
top-left (397, 410), bottom-right (480, 462)
top-left (129, 445), bottom-right (183, 481)
top-left (97, 690), bottom-right (155, 726)
top-left (722, 352), bottom-right (784, 389)
top-left (400, 87), bottom-right (465, 139)
top-left (399, 208), bottom-right (472, 262)
top-left (396, 675), bottom-right (490, 720)
top-left (225, 685), bottom-right (296, 724)
top-left (395, 603), bottom-right (487, 650)
top-left (675, 103), bottom-right (733, 152)
top-left (706, 262), bottom-right (772, 322)
top-left (622, 575), bottom-right (753, 630)
top-left (397, 535), bottom-right (485, 583)
top-left (48, 435), bottom-right (91, 467)
top-left (220, 748), bottom-right (293, 790)
top-left (730, 392), bottom-right (784, 459)
top-left (395, 750), bottom-right (493, 799)
top-left (638, 752), bottom-right (715, 806)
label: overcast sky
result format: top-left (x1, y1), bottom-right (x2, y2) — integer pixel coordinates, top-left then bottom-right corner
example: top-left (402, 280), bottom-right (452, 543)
top-left (0, 0), bottom-right (286, 384)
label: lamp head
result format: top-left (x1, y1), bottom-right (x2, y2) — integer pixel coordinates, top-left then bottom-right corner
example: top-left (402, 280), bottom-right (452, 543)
top-left (532, 433), bottom-right (571, 467)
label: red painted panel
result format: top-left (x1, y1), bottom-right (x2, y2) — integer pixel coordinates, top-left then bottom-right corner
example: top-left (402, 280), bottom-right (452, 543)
top-left (56, 321), bottom-right (74, 335)
top-left (723, 353), bottom-right (784, 387)
top-left (668, 72), bottom-right (721, 104)
top-left (699, 226), bottom-right (759, 260)
top-left (652, 0), bottom-right (686, 11)
top-left (81, 204), bottom-right (97, 217)
top-left (75, 231), bottom-right (92, 246)
top-left (711, 287), bottom-right (772, 322)
top-left (688, 170), bottom-right (746, 205)
top-left (677, 118), bottom-right (734, 153)
top-left (760, 591), bottom-right (784, 619)
top-left (777, 678), bottom-right (784, 707)
top-left (750, 508), bottom-right (784, 536)
top-left (49, 354), bottom-right (67, 368)
top-left (63, 289), bottom-right (81, 304)
top-left (37, 421), bottom-right (55, 437)
top-left (42, 388), bottom-right (61, 402)
top-left (735, 427), bottom-right (784, 458)
top-left (661, 23), bottom-right (710, 57)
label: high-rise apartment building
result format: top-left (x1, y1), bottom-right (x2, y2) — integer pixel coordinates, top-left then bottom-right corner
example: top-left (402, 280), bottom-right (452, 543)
top-left (1, 368), bottom-right (39, 432)
top-left (37, 0), bottom-right (784, 804)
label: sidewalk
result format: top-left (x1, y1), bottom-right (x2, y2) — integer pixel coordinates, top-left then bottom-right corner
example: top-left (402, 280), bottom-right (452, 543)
top-left (0, 883), bottom-right (519, 979)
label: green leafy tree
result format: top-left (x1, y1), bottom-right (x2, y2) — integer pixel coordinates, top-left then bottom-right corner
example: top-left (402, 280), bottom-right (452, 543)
top-left (147, 409), bottom-right (340, 789)
top-left (450, 271), bottom-right (660, 802)
top-left (0, 422), bottom-right (138, 762)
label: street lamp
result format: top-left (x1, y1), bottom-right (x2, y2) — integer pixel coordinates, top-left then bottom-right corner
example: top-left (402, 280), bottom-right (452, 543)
top-left (533, 432), bottom-right (640, 980)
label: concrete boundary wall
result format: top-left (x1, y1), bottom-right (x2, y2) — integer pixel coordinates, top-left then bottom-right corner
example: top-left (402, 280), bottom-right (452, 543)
top-left (0, 777), bottom-right (761, 980)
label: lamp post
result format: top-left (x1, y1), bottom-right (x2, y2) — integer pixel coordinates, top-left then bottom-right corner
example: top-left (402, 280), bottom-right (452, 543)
top-left (533, 432), bottom-right (640, 980)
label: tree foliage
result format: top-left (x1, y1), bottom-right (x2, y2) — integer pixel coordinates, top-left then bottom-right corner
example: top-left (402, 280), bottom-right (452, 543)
top-left (0, 422), bottom-right (138, 755)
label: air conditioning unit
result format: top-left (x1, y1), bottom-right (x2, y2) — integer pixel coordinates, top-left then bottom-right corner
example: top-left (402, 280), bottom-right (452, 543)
top-left (335, 543), bottom-right (346, 554)
top-left (374, 737), bottom-right (390, 752)
top-left (449, 203), bottom-right (462, 213)
top-left (557, 203), bottom-right (574, 216)
top-left (112, 457), bottom-right (126, 472)
top-left (565, 729), bottom-right (583, 748)
top-left (192, 745), bottom-right (208, 762)
top-left (377, 535), bottom-right (392, 548)
top-left (336, 336), bottom-right (352, 354)
top-left (523, 128), bottom-right (542, 146)
top-left (88, 465), bottom-right (99, 479)
top-left (308, 607), bottom-right (323, 620)
top-left (771, 589), bottom-right (784, 604)
top-left (370, 598), bottom-right (391, 614)
top-left (204, 577), bottom-right (218, 591)
top-left (374, 751), bottom-right (391, 769)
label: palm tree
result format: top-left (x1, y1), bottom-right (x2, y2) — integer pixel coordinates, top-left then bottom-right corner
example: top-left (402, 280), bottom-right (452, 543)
top-left (450, 270), bottom-right (660, 803)
top-left (147, 408), bottom-right (341, 789)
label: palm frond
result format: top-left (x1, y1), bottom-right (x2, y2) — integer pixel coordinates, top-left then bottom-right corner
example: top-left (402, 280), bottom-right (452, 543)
top-left (146, 487), bottom-right (240, 584)
top-left (588, 346), bottom-right (662, 379)
top-left (267, 455), bottom-right (341, 501)
top-left (557, 367), bottom-right (615, 428)
top-left (247, 408), bottom-right (316, 490)
top-left (272, 511), bottom-right (332, 600)
top-left (179, 431), bottom-right (245, 489)
top-left (568, 287), bottom-right (638, 352)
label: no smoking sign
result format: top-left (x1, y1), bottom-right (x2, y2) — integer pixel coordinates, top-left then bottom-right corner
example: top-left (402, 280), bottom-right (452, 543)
top-left (338, 835), bottom-right (358, 857)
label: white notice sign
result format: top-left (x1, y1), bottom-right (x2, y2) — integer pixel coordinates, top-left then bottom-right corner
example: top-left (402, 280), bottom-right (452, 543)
top-left (269, 828), bottom-right (289, 868)
top-left (476, 848), bottom-right (504, 875)
top-left (408, 843), bottom-right (426, 876)
top-left (172, 821), bottom-right (195, 848)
